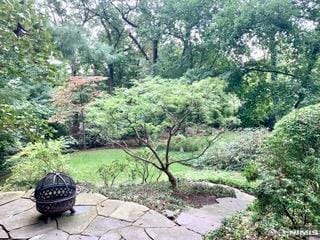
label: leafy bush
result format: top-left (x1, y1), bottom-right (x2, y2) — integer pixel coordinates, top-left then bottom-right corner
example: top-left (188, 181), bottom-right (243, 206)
top-left (97, 161), bottom-right (127, 187)
top-left (243, 162), bottom-right (259, 182)
top-left (256, 103), bottom-right (320, 228)
top-left (157, 135), bottom-right (207, 152)
top-left (205, 211), bottom-right (290, 240)
top-left (178, 181), bottom-right (236, 198)
top-left (3, 140), bottom-right (69, 190)
top-left (194, 128), bottom-right (269, 170)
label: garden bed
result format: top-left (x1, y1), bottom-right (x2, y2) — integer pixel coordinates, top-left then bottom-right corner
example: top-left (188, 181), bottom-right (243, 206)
top-left (98, 180), bottom-right (235, 212)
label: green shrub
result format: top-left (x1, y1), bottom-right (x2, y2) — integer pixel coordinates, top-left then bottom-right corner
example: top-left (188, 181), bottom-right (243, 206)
top-left (205, 211), bottom-right (290, 240)
top-left (194, 128), bottom-right (268, 170)
top-left (256, 103), bottom-right (320, 228)
top-left (157, 135), bottom-right (207, 152)
top-left (3, 140), bottom-right (69, 190)
top-left (178, 181), bottom-right (236, 198)
top-left (243, 162), bottom-right (259, 182)
top-left (97, 161), bottom-right (127, 187)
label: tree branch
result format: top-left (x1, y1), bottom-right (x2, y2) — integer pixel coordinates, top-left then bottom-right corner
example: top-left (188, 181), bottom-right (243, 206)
top-left (110, 1), bottom-right (139, 28)
top-left (124, 116), bottom-right (165, 169)
top-left (128, 31), bottom-right (150, 61)
top-left (244, 67), bottom-right (298, 78)
top-left (165, 110), bottom-right (191, 165)
top-left (169, 130), bottom-right (224, 165)
top-left (108, 138), bottom-right (161, 170)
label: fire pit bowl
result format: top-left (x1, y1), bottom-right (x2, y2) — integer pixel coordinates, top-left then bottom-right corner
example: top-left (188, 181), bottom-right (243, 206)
top-left (33, 172), bottom-right (76, 216)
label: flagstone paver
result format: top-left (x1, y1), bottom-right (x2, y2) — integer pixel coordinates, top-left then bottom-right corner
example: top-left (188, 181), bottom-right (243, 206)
top-left (0, 184), bottom-right (254, 239)
top-left (109, 201), bottom-right (149, 222)
top-left (9, 220), bottom-right (56, 239)
top-left (97, 199), bottom-right (124, 217)
top-left (75, 192), bottom-right (107, 206)
top-left (29, 229), bottom-right (69, 240)
top-left (175, 182), bottom-right (255, 235)
top-left (57, 205), bottom-right (97, 234)
top-left (0, 226), bottom-right (9, 239)
top-left (82, 216), bottom-right (130, 236)
top-left (0, 191), bottom-right (24, 205)
top-left (146, 226), bottom-right (203, 240)
top-left (133, 210), bottom-right (176, 228)
top-left (0, 207), bottom-right (41, 231)
top-left (117, 226), bottom-right (151, 240)
top-left (100, 231), bottom-right (122, 240)
top-left (68, 235), bottom-right (99, 240)
top-left (0, 198), bottom-right (34, 220)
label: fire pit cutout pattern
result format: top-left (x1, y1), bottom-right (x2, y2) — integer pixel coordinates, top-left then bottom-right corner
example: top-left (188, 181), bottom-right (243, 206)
top-left (34, 172), bottom-right (76, 216)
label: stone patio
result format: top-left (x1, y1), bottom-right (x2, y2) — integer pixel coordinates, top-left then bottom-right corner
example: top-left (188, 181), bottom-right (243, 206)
top-left (0, 185), bottom-right (255, 239)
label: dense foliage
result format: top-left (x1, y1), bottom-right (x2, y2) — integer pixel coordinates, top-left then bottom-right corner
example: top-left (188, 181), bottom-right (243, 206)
top-left (0, 0), bottom-right (59, 169)
top-left (41, 0), bottom-right (320, 129)
top-left (87, 77), bottom-right (238, 187)
top-left (3, 140), bottom-right (69, 189)
top-left (87, 77), bottom-right (238, 136)
top-left (194, 129), bottom-right (268, 170)
top-left (205, 211), bottom-right (289, 240)
top-left (256, 103), bottom-right (320, 228)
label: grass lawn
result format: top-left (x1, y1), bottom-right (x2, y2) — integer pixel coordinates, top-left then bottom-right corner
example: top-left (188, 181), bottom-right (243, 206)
top-left (68, 148), bottom-right (197, 185)
top-left (68, 148), bottom-right (256, 191)
top-left (68, 131), bottom-right (260, 191)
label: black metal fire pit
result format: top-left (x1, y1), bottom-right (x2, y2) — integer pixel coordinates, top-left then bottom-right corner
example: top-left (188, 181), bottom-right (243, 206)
top-left (33, 172), bottom-right (76, 216)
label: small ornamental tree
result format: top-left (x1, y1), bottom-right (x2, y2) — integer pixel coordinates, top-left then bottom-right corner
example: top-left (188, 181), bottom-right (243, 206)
top-left (257, 103), bottom-right (320, 228)
top-left (50, 76), bottom-right (106, 149)
top-left (87, 77), bottom-right (239, 188)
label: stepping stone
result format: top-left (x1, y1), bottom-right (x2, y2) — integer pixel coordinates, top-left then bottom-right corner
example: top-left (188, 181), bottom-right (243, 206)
top-left (117, 226), bottom-right (152, 240)
top-left (82, 216), bottom-right (130, 236)
top-left (76, 193), bottom-right (107, 206)
top-left (30, 229), bottom-right (69, 240)
top-left (97, 199), bottom-right (124, 217)
top-left (9, 220), bottom-right (56, 239)
top-left (145, 227), bottom-right (202, 240)
top-left (0, 226), bottom-right (9, 239)
top-left (57, 205), bottom-right (97, 234)
top-left (0, 191), bottom-right (25, 206)
top-left (0, 198), bottom-right (34, 220)
top-left (100, 231), bottom-right (122, 240)
top-left (0, 207), bottom-right (42, 231)
top-left (133, 210), bottom-right (176, 228)
top-left (176, 210), bottom-right (223, 234)
top-left (22, 189), bottom-right (34, 199)
top-left (69, 235), bottom-right (99, 240)
top-left (109, 202), bottom-right (149, 222)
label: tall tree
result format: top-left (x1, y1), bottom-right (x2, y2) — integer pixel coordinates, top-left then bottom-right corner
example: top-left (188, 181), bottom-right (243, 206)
top-left (0, 0), bottom-right (59, 169)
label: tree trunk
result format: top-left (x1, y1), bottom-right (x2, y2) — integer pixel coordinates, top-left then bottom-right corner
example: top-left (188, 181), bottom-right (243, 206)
top-left (163, 168), bottom-right (177, 189)
top-left (270, 44), bottom-right (277, 82)
top-left (81, 108), bottom-right (86, 149)
top-left (71, 61), bottom-right (78, 76)
top-left (79, 86), bottom-right (86, 150)
top-left (269, 37), bottom-right (277, 128)
top-left (152, 39), bottom-right (158, 64)
top-left (182, 29), bottom-right (193, 69)
top-left (107, 64), bottom-right (114, 93)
